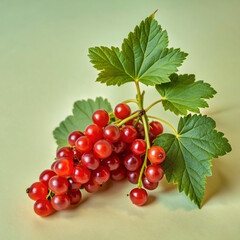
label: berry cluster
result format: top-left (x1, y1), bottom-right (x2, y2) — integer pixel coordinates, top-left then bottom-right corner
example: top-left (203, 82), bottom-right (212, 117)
top-left (27, 103), bottom-right (165, 216)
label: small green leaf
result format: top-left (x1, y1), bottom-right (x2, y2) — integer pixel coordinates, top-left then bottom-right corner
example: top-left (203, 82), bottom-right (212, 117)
top-left (53, 97), bottom-right (112, 148)
top-left (89, 16), bottom-right (187, 86)
top-left (155, 73), bottom-right (217, 116)
top-left (154, 114), bottom-right (231, 208)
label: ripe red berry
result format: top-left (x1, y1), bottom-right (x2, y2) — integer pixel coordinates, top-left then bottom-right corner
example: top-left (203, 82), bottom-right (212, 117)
top-left (110, 166), bottom-right (126, 181)
top-left (39, 170), bottom-right (56, 186)
top-left (56, 147), bottom-right (74, 160)
top-left (51, 161), bottom-right (57, 171)
top-left (124, 153), bottom-right (142, 171)
top-left (112, 140), bottom-right (126, 154)
top-left (148, 146), bottom-right (165, 164)
top-left (142, 175), bottom-right (159, 190)
top-left (75, 136), bottom-right (92, 153)
top-left (103, 124), bottom-right (121, 143)
top-left (101, 153), bottom-right (120, 171)
top-left (130, 188), bottom-right (148, 206)
top-left (48, 176), bottom-right (69, 195)
top-left (127, 168), bottom-right (140, 184)
top-left (51, 195), bottom-right (70, 211)
top-left (114, 103), bottom-right (131, 119)
top-left (34, 199), bottom-right (53, 217)
top-left (71, 165), bottom-right (91, 184)
top-left (92, 165), bottom-right (110, 185)
top-left (67, 178), bottom-right (82, 192)
top-left (67, 190), bottom-right (82, 205)
top-left (53, 158), bottom-right (73, 177)
top-left (93, 139), bottom-right (113, 159)
top-left (81, 152), bottom-right (100, 170)
top-left (92, 109), bottom-right (109, 127)
top-left (121, 126), bottom-right (138, 143)
top-left (68, 131), bottom-right (84, 146)
top-left (149, 121), bottom-right (163, 136)
top-left (28, 182), bottom-right (48, 201)
top-left (85, 124), bottom-right (103, 143)
top-left (84, 179), bottom-right (100, 193)
top-left (145, 165), bottom-right (164, 182)
top-left (131, 139), bottom-right (147, 155)
top-left (73, 149), bottom-right (82, 160)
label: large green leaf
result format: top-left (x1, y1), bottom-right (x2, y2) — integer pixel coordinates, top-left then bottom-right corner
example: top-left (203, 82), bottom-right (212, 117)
top-left (155, 74), bottom-right (217, 116)
top-left (89, 15), bottom-right (187, 86)
top-left (53, 97), bottom-right (112, 148)
top-left (154, 114), bottom-right (231, 208)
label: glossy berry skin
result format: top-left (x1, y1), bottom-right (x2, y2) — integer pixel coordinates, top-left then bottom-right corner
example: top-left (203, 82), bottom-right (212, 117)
top-left (75, 136), bottom-right (92, 153)
top-left (114, 103), bottom-right (131, 119)
top-left (68, 131), bottom-right (84, 146)
top-left (101, 153), bottom-right (120, 171)
top-left (131, 139), bottom-right (147, 155)
top-left (73, 149), bottom-right (82, 160)
top-left (85, 124), bottom-right (103, 143)
top-left (81, 152), bottom-right (100, 170)
top-left (110, 166), bottom-right (126, 181)
top-left (103, 124), bottom-right (121, 143)
top-left (113, 140), bottom-right (126, 154)
top-left (130, 188), bottom-right (148, 206)
top-left (28, 182), bottom-right (48, 201)
top-left (34, 199), bottom-right (53, 217)
top-left (92, 165), bottom-right (110, 185)
top-left (121, 126), bottom-right (138, 143)
top-left (67, 178), bottom-right (82, 192)
top-left (84, 179), bottom-right (100, 193)
top-left (51, 161), bottom-right (57, 171)
top-left (56, 147), bottom-right (74, 160)
top-left (124, 153), bottom-right (142, 171)
top-left (142, 176), bottom-right (159, 190)
top-left (67, 190), bottom-right (82, 205)
top-left (127, 169), bottom-right (140, 184)
top-left (145, 165), bottom-right (164, 182)
top-left (39, 170), bottom-right (56, 186)
top-left (149, 121), bottom-right (163, 136)
top-left (92, 109), bottom-right (109, 127)
top-left (148, 146), bottom-right (165, 164)
top-left (93, 139), bottom-right (113, 159)
top-left (48, 176), bottom-right (69, 195)
top-left (51, 195), bottom-right (70, 211)
top-left (71, 165), bottom-right (91, 184)
top-left (53, 158), bottom-right (73, 177)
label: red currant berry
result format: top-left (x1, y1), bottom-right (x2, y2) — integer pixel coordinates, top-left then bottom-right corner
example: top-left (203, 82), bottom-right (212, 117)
top-left (51, 161), bottom-right (57, 170)
top-left (53, 158), bottom-right (73, 177)
top-left (93, 139), bottom-right (113, 159)
top-left (110, 166), bottom-right (126, 181)
top-left (114, 103), bottom-right (131, 119)
top-left (56, 147), bottom-right (74, 160)
top-left (81, 152), bottom-right (100, 170)
top-left (28, 182), bottom-right (48, 201)
top-left (127, 168), bottom-right (140, 184)
top-left (68, 131), bottom-right (84, 146)
top-left (84, 179), bottom-right (100, 193)
top-left (130, 188), bottom-right (148, 206)
top-left (131, 139), bottom-right (147, 155)
top-left (136, 122), bottom-right (145, 139)
top-left (101, 153), bottom-right (120, 171)
top-left (148, 146), bottom-right (165, 164)
top-left (67, 190), bottom-right (82, 205)
top-left (92, 165), bottom-right (110, 185)
top-left (112, 140), bottom-right (126, 154)
top-left (71, 165), bottom-right (91, 184)
top-left (142, 175), bottom-right (159, 190)
top-left (103, 124), bottom-right (121, 143)
top-left (121, 126), bottom-right (137, 143)
top-left (145, 165), bottom-right (164, 182)
top-left (123, 153), bottom-right (142, 171)
top-left (48, 176), bottom-right (69, 195)
top-left (75, 136), bottom-right (92, 153)
top-left (149, 121), bottom-right (163, 136)
top-left (51, 195), bottom-right (70, 211)
top-left (67, 178), bottom-right (82, 192)
top-left (85, 124), bottom-right (103, 143)
top-left (39, 170), bottom-right (56, 186)
top-left (34, 199), bottom-right (53, 217)
top-left (92, 109), bottom-right (109, 127)
top-left (73, 149), bottom-right (82, 160)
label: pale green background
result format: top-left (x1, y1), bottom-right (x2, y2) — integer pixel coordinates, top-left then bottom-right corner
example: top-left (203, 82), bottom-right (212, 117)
top-left (0, 0), bottom-right (239, 239)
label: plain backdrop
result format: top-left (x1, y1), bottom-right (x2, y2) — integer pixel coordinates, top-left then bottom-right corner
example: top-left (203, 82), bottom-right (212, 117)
top-left (0, 0), bottom-right (239, 240)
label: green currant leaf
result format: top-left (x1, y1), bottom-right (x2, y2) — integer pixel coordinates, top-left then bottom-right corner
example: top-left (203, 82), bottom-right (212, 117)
top-left (155, 73), bottom-right (217, 116)
top-left (88, 15), bottom-right (187, 86)
top-left (153, 114), bottom-right (231, 208)
top-left (53, 97), bottom-right (112, 148)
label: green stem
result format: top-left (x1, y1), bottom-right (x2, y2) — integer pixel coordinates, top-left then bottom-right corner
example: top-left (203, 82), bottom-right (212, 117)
top-left (116, 112), bottom-right (139, 127)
